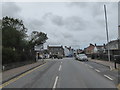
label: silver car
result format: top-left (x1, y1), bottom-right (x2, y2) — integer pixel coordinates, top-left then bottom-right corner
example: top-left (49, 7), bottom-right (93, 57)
top-left (76, 54), bottom-right (88, 61)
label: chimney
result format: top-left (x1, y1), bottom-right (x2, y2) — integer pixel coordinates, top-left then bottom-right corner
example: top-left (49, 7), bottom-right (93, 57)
top-left (95, 43), bottom-right (96, 46)
top-left (90, 43), bottom-right (93, 46)
top-left (103, 43), bottom-right (106, 48)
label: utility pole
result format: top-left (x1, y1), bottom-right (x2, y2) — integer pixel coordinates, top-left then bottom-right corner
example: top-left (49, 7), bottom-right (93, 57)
top-left (118, 26), bottom-right (120, 50)
top-left (104, 5), bottom-right (111, 62)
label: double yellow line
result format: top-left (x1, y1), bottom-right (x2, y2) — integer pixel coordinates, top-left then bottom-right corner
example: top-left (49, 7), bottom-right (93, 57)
top-left (0, 63), bottom-right (46, 88)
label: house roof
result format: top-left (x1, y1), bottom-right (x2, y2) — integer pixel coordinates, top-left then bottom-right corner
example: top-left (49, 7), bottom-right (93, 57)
top-left (95, 45), bottom-right (104, 49)
top-left (48, 45), bottom-right (63, 48)
top-left (106, 40), bottom-right (118, 46)
top-left (85, 43), bottom-right (95, 50)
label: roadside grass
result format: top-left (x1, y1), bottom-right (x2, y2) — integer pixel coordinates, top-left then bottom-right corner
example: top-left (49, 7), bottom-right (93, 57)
top-left (117, 84), bottom-right (120, 90)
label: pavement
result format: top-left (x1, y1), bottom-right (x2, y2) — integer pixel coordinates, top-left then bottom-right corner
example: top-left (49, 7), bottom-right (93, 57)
top-left (2, 60), bottom-right (46, 83)
top-left (0, 58), bottom-right (118, 89)
top-left (89, 58), bottom-right (119, 70)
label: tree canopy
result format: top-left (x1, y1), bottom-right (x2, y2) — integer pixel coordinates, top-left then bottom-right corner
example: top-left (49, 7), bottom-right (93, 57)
top-left (2, 16), bottom-right (48, 65)
top-left (29, 31), bottom-right (48, 47)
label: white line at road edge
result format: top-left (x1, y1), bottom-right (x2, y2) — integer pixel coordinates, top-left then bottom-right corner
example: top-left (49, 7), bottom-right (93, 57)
top-left (59, 65), bottom-right (62, 71)
top-left (104, 75), bottom-right (113, 80)
top-left (95, 69), bottom-right (100, 72)
top-left (53, 76), bottom-right (59, 89)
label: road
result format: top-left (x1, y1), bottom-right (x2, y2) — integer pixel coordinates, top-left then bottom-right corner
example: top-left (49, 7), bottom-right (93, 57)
top-left (2, 58), bottom-right (117, 88)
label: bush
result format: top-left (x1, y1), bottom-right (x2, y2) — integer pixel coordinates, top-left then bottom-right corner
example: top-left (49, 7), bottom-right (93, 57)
top-left (2, 47), bottom-right (20, 64)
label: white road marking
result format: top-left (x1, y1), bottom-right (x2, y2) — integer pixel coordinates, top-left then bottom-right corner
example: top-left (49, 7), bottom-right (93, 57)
top-left (53, 76), bottom-right (59, 88)
top-left (61, 62), bottom-right (62, 64)
top-left (104, 75), bottom-right (113, 80)
top-left (59, 65), bottom-right (62, 71)
top-left (81, 62), bottom-right (84, 64)
top-left (88, 65), bottom-right (93, 68)
top-left (95, 69), bottom-right (100, 72)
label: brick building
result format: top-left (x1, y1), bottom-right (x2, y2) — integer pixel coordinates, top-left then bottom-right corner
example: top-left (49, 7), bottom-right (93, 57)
top-left (84, 44), bottom-right (95, 56)
top-left (47, 45), bottom-right (64, 58)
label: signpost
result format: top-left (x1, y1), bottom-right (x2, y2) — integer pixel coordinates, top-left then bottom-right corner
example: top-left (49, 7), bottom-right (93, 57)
top-left (34, 44), bottom-right (43, 61)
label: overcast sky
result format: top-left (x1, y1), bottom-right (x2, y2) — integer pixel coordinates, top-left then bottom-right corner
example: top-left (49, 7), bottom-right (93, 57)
top-left (1, 2), bottom-right (118, 49)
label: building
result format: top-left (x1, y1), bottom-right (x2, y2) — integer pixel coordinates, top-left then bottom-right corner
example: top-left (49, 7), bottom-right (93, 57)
top-left (0, 19), bottom-right (1, 29)
top-left (76, 49), bottom-right (84, 54)
top-left (64, 46), bottom-right (70, 57)
top-left (118, 25), bottom-right (120, 49)
top-left (105, 40), bottom-right (120, 55)
top-left (105, 40), bottom-right (118, 50)
top-left (84, 44), bottom-right (95, 56)
top-left (47, 45), bottom-right (64, 58)
top-left (64, 46), bottom-right (74, 57)
top-left (93, 44), bottom-right (104, 54)
top-left (34, 44), bottom-right (44, 60)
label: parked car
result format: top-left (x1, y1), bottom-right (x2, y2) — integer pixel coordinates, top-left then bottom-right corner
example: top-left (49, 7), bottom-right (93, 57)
top-left (50, 54), bottom-right (63, 59)
top-left (75, 54), bottom-right (88, 61)
top-left (57, 55), bottom-right (63, 59)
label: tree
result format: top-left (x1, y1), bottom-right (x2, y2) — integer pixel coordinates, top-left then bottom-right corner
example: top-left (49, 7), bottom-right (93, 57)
top-left (2, 16), bottom-right (27, 49)
top-left (29, 31), bottom-right (48, 48)
top-left (2, 16), bottom-right (28, 64)
top-left (2, 16), bottom-right (27, 34)
top-left (2, 16), bottom-right (48, 65)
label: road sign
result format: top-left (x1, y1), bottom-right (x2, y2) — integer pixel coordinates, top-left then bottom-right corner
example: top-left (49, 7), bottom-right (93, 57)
top-left (34, 44), bottom-right (43, 51)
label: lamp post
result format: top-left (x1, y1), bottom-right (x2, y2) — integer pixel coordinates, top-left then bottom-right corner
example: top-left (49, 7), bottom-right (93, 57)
top-left (104, 5), bottom-right (111, 62)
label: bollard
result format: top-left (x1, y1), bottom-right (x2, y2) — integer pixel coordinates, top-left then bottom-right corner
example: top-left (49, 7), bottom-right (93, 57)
top-left (114, 61), bottom-right (117, 69)
top-left (2, 66), bottom-right (5, 71)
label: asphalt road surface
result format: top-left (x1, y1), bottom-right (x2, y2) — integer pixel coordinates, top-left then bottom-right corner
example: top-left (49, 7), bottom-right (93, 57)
top-left (2, 58), bottom-right (117, 88)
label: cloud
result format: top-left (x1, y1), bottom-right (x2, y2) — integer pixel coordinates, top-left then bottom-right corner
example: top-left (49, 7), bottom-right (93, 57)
top-left (43, 13), bottom-right (87, 31)
top-left (43, 13), bottom-right (64, 26)
top-left (68, 2), bottom-right (91, 8)
top-left (62, 32), bottom-right (73, 38)
top-left (64, 16), bottom-right (86, 31)
top-left (24, 19), bottom-right (44, 33)
top-left (2, 2), bottom-right (21, 17)
top-left (51, 15), bottom-right (64, 26)
top-left (2, 2), bottom-right (117, 49)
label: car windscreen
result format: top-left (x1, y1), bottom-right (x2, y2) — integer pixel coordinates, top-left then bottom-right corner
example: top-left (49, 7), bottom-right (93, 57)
top-left (78, 54), bottom-right (86, 57)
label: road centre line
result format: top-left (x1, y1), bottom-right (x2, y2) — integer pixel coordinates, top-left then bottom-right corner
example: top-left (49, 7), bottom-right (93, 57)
top-left (0, 63), bottom-right (46, 88)
top-left (104, 75), bottom-right (113, 80)
top-left (85, 64), bottom-right (88, 66)
top-left (95, 69), bottom-right (100, 72)
top-left (53, 76), bottom-right (59, 89)
top-left (88, 65), bottom-right (93, 68)
top-left (59, 65), bottom-right (62, 71)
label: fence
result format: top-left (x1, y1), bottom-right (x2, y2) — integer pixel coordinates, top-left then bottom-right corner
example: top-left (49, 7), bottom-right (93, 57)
top-left (2, 60), bottom-right (36, 71)
top-left (91, 53), bottom-right (120, 63)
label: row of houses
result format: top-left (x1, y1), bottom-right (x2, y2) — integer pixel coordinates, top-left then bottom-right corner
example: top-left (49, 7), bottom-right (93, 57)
top-left (84, 39), bottom-right (120, 61)
top-left (84, 40), bottom-right (119, 55)
top-left (64, 46), bottom-right (74, 57)
top-left (34, 44), bottom-right (77, 60)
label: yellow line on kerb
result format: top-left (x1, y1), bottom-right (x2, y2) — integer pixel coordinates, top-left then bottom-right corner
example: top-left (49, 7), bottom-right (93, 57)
top-left (0, 63), bottom-right (46, 88)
